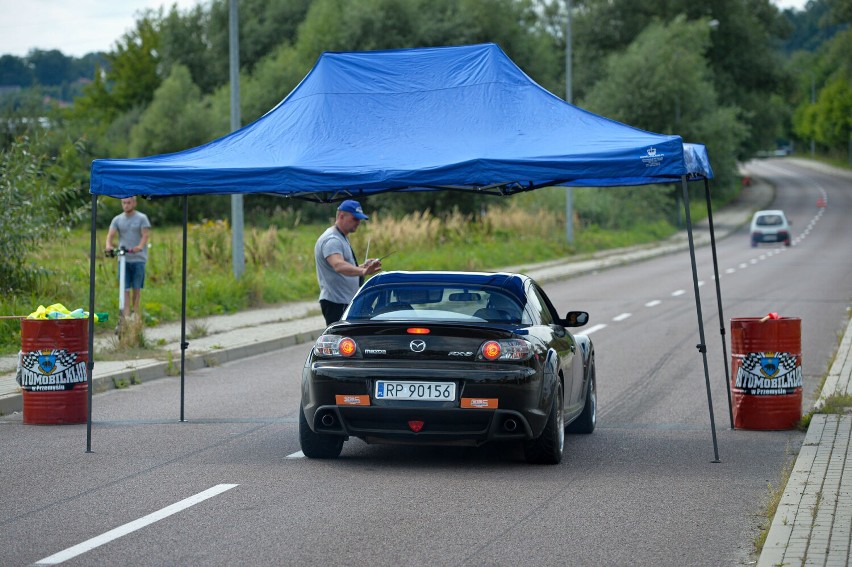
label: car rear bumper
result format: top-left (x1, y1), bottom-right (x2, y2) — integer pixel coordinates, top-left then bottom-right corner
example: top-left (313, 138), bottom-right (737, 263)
top-left (306, 403), bottom-right (546, 445)
top-left (751, 231), bottom-right (789, 244)
top-left (302, 363), bottom-right (551, 444)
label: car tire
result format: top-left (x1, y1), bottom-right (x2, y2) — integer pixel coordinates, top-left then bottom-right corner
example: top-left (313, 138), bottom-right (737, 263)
top-left (567, 357), bottom-right (596, 434)
top-left (299, 403), bottom-right (344, 459)
top-left (523, 381), bottom-right (564, 465)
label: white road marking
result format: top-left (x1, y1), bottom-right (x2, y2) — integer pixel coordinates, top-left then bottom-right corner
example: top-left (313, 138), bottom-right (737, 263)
top-left (738, 263), bottom-right (748, 269)
top-left (645, 300), bottom-right (661, 307)
top-left (726, 268), bottom-right (736, 274)
top-left (583, 324), bottom-right (607, 335)
top-left (671, 290), bottom-right (685, 297)
top-left (286, 450), bottom-right (305, 459)
top-left (35, 484), bottom-right (239, 565)
top-left (612, 313), bottom-right (631, 322)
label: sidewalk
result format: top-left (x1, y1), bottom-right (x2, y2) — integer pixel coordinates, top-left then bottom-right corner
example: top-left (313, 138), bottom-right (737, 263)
top-left (1, 162), bottom-right (849, 565)
top-left (757, 317), bottom-right (852, 567)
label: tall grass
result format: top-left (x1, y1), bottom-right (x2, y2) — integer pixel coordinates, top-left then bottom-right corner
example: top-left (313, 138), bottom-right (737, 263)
top-left (0, 198), bottom-right (680, 354)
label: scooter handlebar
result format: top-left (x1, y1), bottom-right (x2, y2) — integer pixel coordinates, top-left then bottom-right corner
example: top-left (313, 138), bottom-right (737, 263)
top-left (104, 246), bottom-right (130, 258)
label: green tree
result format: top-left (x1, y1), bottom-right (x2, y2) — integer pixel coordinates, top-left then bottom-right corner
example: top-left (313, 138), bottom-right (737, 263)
top-left (792, 25), bottom-right (852, 155)
top-left (572, 0), bottom-right (791, 158)
top-left (812, 75), bottom-right (852, 149)
top-left (582, 16), bottom-right (746, 207)
top-left (129, 64), bottom-right (214, 157)
top-left (108, 14), bottom-right (163, 114)
top-left (0, 55), bottom-right (33, 86)
top-left (0, 136), bottom-right (85, 293)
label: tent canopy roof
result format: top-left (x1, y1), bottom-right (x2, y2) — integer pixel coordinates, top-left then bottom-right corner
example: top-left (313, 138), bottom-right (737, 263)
top-left (90, 43), bottom-right (712, 200)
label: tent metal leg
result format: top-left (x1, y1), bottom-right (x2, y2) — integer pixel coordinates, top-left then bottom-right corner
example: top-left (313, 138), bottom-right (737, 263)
top-left (703, 179), bottom-right (733, 428)
top-left (86, 194), bottom-right (98, 453)
top-left (180, 196), bottom-right (189, 422)
top-left (682, 176), bottom-right (720, 463)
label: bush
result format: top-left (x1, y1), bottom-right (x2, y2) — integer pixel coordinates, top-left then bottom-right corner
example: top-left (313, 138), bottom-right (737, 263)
top-left (0, 135), bottom-right (85, 293)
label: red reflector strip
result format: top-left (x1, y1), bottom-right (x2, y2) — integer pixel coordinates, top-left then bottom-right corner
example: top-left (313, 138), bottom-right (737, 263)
top-left (461, 398), bottom-right (499, 409)
top-left (407, 328), bottom-right (431, 334)
top-left (408, 420), bottom-right (425, 432)
top-left (335, 395), bottom-right (370, 406)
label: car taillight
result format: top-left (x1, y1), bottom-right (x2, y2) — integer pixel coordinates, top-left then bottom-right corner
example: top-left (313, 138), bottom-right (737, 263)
top-left (478, 339), bottom-right (532, 361)
top-left (314, 335), bottom-right (358, 357)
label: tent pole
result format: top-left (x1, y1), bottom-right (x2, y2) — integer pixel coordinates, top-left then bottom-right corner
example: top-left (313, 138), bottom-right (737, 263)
top-left (180, 195), bottom-right (188, 422)
top-left (682, 175), bottom-right (720, 463)
top-left (703, 179), bottom-right (733, 428)
top-left (86, 194), bottom-right (97, 452)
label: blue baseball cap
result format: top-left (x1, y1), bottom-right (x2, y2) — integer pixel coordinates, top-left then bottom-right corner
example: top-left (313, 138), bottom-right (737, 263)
top-left (338, 199), bottom-right (369, 220)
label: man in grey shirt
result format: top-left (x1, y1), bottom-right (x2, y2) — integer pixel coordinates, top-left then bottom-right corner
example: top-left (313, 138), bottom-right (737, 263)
top-left (105, 196), bottom-right (151, 319)
top-left (315, 200), bottom-right (382, 325)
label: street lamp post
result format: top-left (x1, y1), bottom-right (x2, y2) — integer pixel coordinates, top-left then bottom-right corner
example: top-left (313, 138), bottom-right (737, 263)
top-left (229, 0), bottom-right (245, 279)
top-left (565, 0), bottom-right (574, 245)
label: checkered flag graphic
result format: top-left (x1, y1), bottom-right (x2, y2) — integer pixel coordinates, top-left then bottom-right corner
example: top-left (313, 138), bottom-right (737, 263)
top-left (56, 350), bottom-right (78, 367)
top-left (21, 351), bottom-right (41, 369)
top-left (778, 352), bottom-right (798, 371)
top-left (741, 353), bottom-right (760, 372)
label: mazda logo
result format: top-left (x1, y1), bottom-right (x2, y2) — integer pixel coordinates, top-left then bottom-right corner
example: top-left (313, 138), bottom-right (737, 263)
top-left (410, 340), bottom-right (426, 352)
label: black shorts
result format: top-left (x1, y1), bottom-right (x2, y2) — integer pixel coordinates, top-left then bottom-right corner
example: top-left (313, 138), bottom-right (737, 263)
top-left (319, 300), bottom-right (347, 326)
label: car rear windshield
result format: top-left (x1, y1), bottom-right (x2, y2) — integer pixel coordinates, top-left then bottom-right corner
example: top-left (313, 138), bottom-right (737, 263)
top-left (346, 284), bottom-right (524, 323)
top-left (756, 215), bottom-right (783, 226)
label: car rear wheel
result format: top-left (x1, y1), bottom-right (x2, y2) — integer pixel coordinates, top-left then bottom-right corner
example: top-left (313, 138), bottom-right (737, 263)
top-left (567, 357), bottom-right (596, 434)
top-left (299, 404), bottom-right (345, 459)
top-left (523, 381), bottom-right (564, 464)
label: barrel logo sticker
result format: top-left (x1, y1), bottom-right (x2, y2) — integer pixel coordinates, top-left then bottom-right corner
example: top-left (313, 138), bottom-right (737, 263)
top-left (17, 349), bottom-right (87, 391)
top-left (735, 351), bottom-right (802, 395)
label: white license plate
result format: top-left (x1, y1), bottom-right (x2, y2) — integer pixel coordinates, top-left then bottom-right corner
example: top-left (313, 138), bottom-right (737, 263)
top-left (374, 380), bottom-right (456, 401)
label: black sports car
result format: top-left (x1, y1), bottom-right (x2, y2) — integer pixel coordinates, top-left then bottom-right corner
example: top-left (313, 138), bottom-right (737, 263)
top-left (299, 271), bottom-right (596, 464)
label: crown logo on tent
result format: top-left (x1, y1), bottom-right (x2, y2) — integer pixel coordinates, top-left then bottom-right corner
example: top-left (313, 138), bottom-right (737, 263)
top-left (646, 147), bottom-right (657, 156)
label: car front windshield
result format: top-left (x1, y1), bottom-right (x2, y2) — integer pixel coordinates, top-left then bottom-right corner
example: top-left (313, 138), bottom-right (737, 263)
top-left (346, 284), bottom-right (524, 323)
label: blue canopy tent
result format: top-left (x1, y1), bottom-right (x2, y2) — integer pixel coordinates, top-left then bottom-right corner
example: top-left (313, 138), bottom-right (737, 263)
top-left (87, 43), bottom-right (729, 458)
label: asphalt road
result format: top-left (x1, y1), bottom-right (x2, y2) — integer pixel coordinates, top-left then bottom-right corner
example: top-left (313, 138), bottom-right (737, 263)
top-left (1, 159), bottom-right (849, 566)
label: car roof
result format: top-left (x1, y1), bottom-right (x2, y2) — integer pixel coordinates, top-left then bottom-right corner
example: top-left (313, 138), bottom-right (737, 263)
top-left (753, 209), bottom-right (786, 217)
top-left (363, 270), bottom-right (528, 297)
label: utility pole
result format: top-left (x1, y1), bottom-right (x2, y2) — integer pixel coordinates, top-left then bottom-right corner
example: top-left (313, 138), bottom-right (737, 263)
top-left (229, 0), bottom-right (245, 278)
top-left (810, 76), bottom-right (816, 158)
top-left (564, 0), bottom-right (574, 245)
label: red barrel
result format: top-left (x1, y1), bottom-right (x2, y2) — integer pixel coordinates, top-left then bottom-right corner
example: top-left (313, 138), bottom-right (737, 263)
top-left (730, 317), bottom-right (802, 430)
top-left (18, 318), bottom-right (89, 424)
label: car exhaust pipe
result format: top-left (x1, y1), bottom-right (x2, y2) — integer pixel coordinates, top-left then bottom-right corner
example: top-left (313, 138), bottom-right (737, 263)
top-left (503, 418), bottom-right (518, 432)
top-left (321, 413), bottom-right (335, 427)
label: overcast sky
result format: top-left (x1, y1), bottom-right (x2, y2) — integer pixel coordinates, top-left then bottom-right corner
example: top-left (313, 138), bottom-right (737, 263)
top-left (0, 0), bottom-right (811, 58)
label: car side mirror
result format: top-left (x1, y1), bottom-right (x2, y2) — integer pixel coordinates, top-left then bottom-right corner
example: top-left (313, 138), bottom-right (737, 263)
top-left (563, 311), bottom-right (589, 327)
